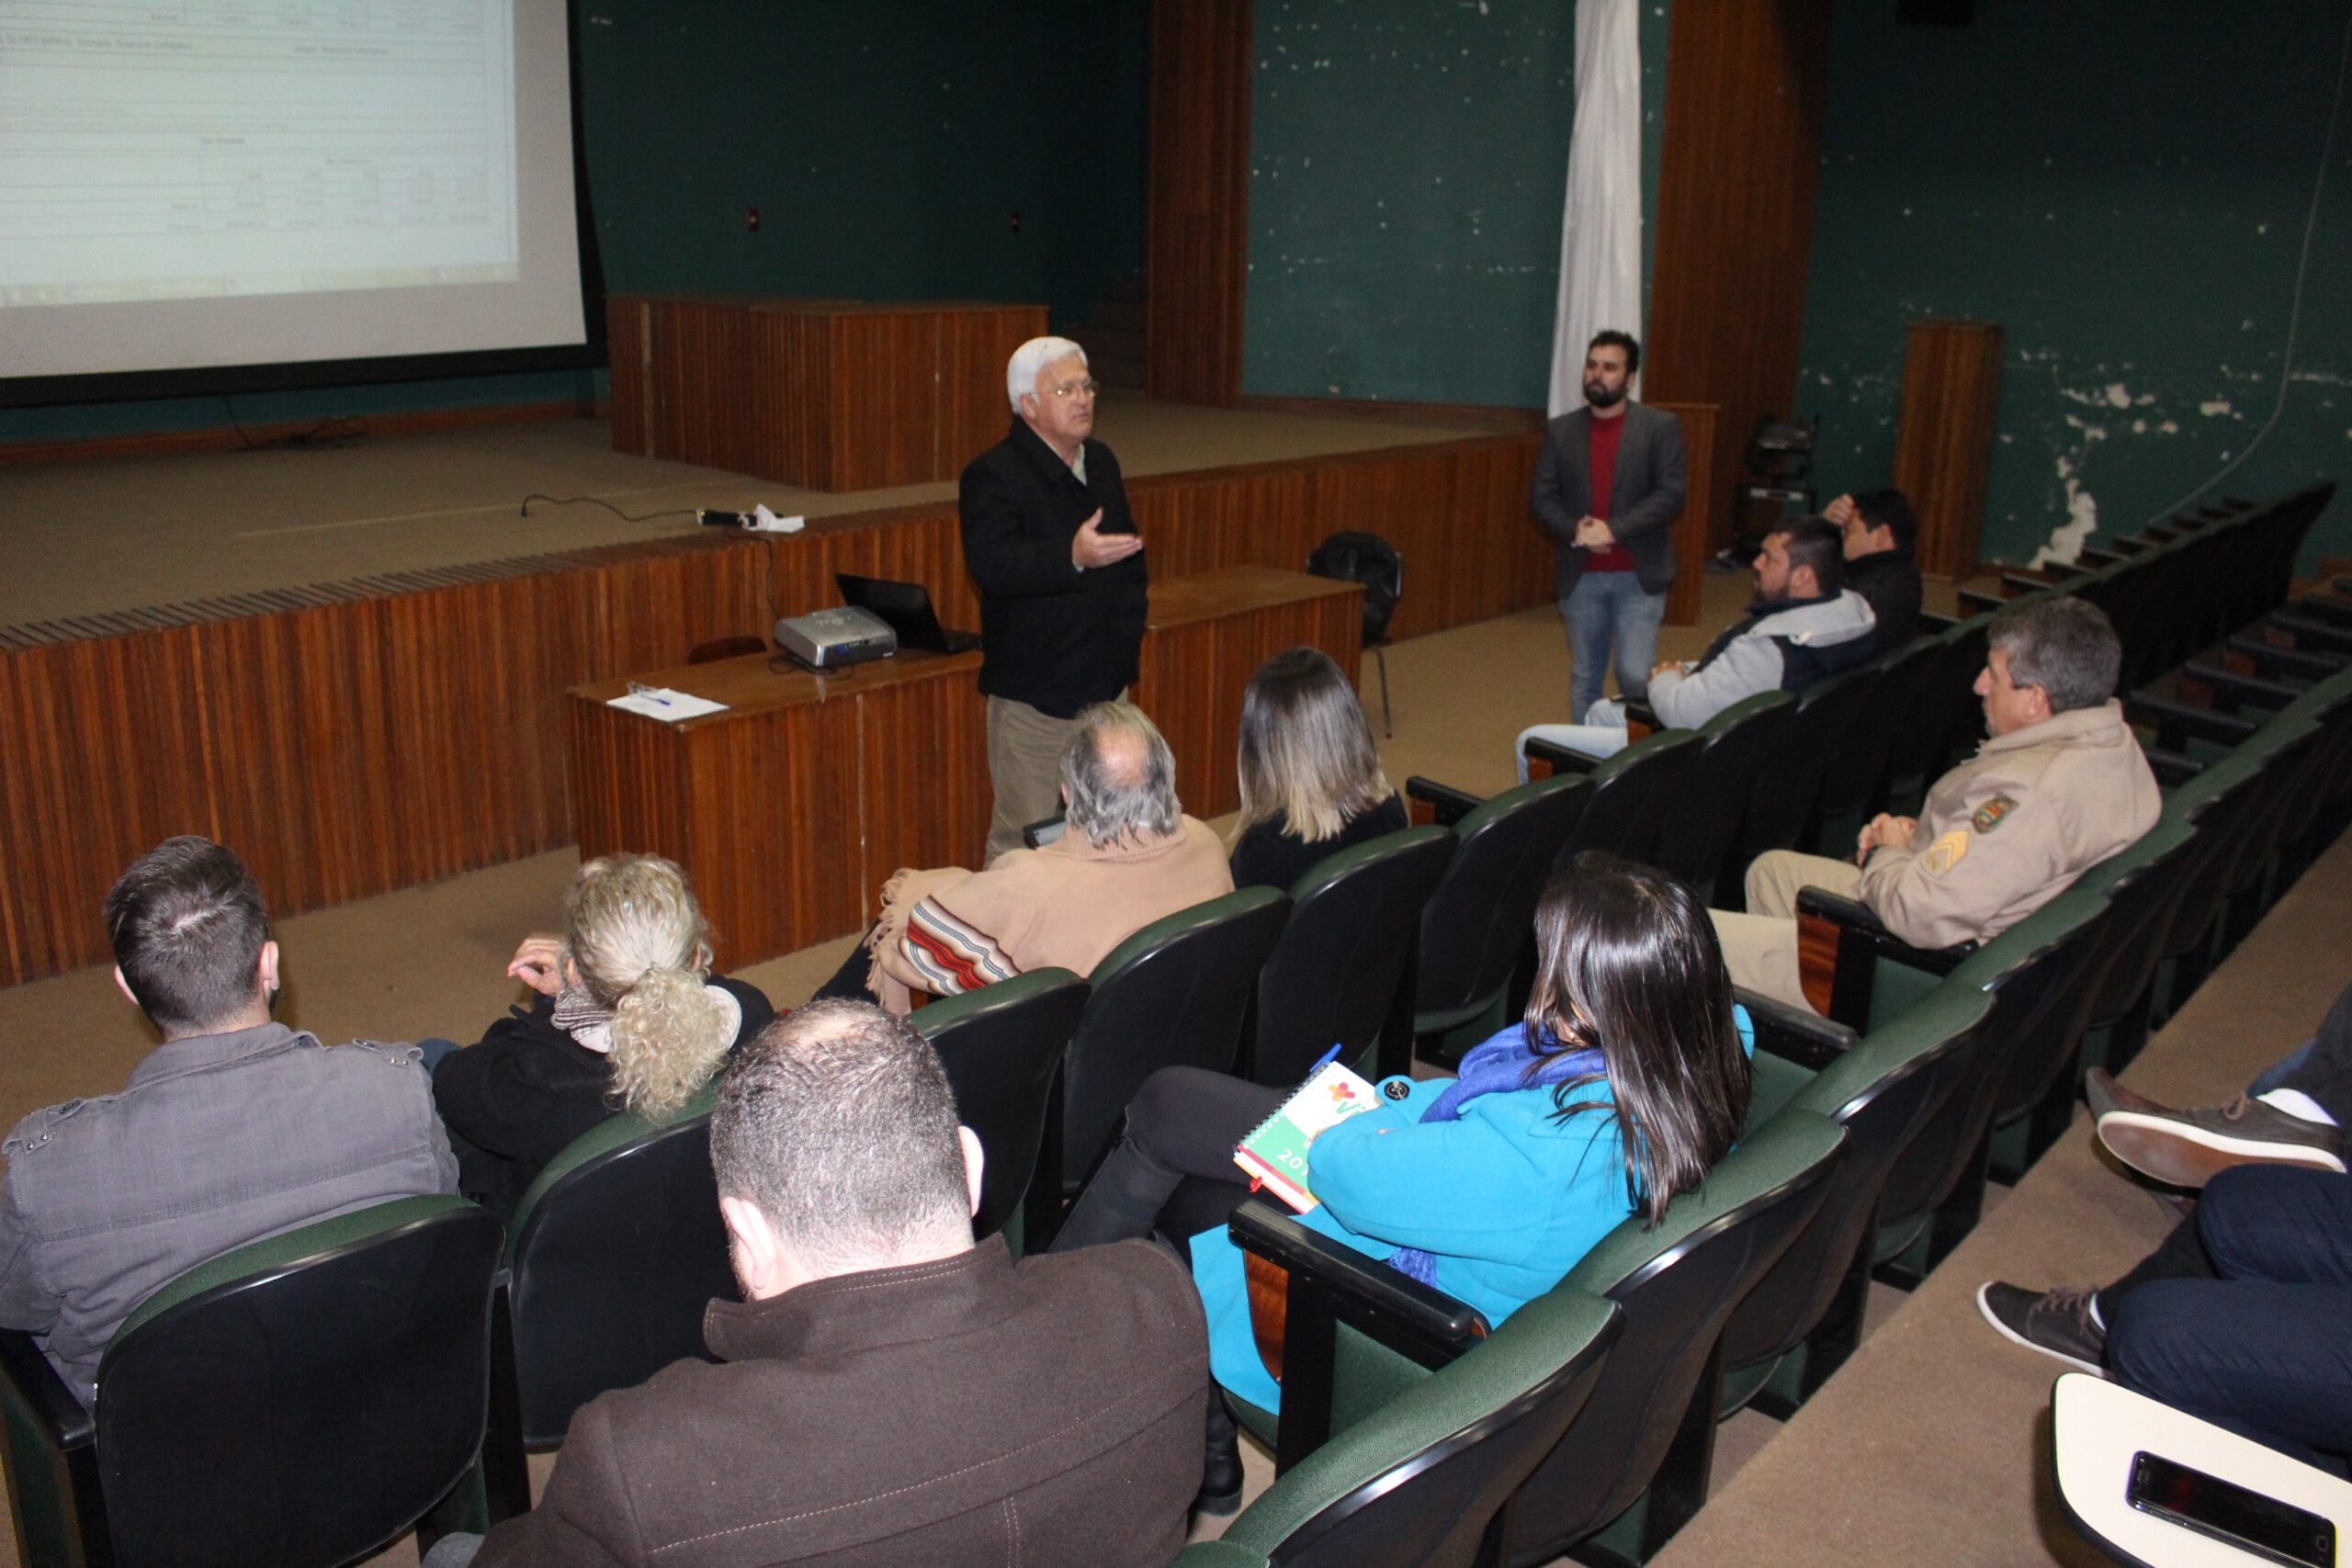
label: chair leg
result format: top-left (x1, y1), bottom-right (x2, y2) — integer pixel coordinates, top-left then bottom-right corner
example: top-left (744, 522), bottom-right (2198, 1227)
top-left (1792, 1231), bottom-right (1875, 1404)
top-left (1925, 1132), bottom-right (1993, 1274)
top-left (1638, 1340), bottom-right (1725, 1559)
top-left (1374, 645), bottom-right (1393, 738)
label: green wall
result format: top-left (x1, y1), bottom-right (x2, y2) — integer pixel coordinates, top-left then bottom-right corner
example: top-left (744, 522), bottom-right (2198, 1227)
top-left (1242, 0), bottom-right (1668, 408)
top-left (3, 0), bottom-right (1148, 445)
top-left (1794, 2), bottom-right (2352, 570)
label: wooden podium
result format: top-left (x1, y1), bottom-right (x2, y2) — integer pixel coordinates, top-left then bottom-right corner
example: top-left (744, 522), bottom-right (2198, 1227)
top-left (605, 294), bottom-right (1047, 491)
top-left (568, 567), bottom-right (1362, 972)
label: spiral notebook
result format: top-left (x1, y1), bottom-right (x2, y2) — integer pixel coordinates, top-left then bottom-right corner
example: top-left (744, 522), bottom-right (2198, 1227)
top-left (1233, 1059), bottom-right (1381, 1212)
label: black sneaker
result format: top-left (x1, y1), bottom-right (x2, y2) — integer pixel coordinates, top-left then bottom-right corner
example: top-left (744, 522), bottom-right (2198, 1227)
top-left (1976, 1281), bottom-right (2106, 1374)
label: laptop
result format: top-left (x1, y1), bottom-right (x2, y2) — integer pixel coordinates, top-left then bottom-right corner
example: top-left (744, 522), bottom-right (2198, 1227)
top-left (834, 573), bottom-right (981, 655)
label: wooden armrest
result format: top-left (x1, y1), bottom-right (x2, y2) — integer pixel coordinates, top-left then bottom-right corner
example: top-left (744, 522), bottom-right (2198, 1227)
top-left (1795, 886), bottom-right (1974, 1030)
top-left (1623, 702), bottom-right (1660, 740)
top-left (1524, 737), bottom-right (1607, 779)
top-left (1957, 587), bottom-right (2007, 615)
top-left (1405, 775), bottom-right (1481, 829)
top-left (2140, 524), bottom-right (2181, 544)
top-left (1736, 986), bottom-right (1859, 1072)
top-left (1917, 611), bottom-right (1962, 634)
top-left (2144, 745), bottom-right (2206, 789)
top-left (2267, 613), bottom-right (2352, 655)
top-left (1230, 1200), bottom-right (1487, 1472)
top-left (2127, 692), bottom-right (2262, 752)
top-left (2224, 636), bottom-right (2343, 680)
top-left (2108, 536), bottom-right (2151, 558)
top-left (0, 1331), bottom-right (92, 1452)
top-left (2075, 547), bottom-right (2126, 569)
top-left (2177, 662), bottom-right (2302, 714)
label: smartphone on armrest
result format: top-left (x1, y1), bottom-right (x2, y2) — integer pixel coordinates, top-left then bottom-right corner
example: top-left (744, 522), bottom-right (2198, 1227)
top-left (2127, 1450), bottom-right (2336, 1568)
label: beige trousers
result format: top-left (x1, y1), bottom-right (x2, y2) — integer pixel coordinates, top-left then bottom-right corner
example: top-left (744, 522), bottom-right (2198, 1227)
top-left (984, 695), bottom-right (1130, 865)
top-left (1708, 850), bottom-right (1863, 1013)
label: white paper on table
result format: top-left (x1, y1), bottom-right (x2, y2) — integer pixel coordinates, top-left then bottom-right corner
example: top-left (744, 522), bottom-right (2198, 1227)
top-left (606, 688), bottom-right (728, 722)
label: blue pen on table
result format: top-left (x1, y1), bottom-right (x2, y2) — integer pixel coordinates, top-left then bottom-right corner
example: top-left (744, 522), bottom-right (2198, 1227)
top-left (625, 682), bottom-right (673, 707)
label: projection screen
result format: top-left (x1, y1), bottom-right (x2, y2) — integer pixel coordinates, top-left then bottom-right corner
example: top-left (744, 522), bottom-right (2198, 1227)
top-left (0, 0), bottom-right (588, 384)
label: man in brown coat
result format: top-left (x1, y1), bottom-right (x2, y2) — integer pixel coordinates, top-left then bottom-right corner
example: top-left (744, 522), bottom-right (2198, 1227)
top-left (1713, 596), bottom-right (2161, 1010)
top-left (459, 999), bottom-right (1210, 1568)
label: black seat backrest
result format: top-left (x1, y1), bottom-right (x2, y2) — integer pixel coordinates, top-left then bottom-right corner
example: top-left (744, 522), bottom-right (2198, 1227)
top-left (507, 1111), bottom-right (735, 1446)
top-left (1505, 1114), bottom-right (1847, 1559)
top-left (1722, 987), bottom-right (1993, 1374)
top-left (1060, 887), bottom-right (1292, 1190)
top-left (1255, 828), bottom-right (1454, 1085)
top-left (1807, 636), bottom-right (1945, 849)
top-left (1309, 531), bottom-right (1405, 646)
top-left (917, 967), bottom-right (1091, 1240)
top-left (1413, 775), bottom-right (1591, 1033)
top-left (1724, 662), bottom-right (1880, 898)
top-left (1651, 691), bottom-right (1794, 903)
top-left (1239, 1295), bottom-right (1622, 1568)
top-left (1882, 619), bottom-right (1986, 803)
top-left (94, 1199), bottom-right (502, 1568)
top-left (1554, 729), bottom-right (1705, 871)
top-left (1874, 902), bottom-right (2096, 1232)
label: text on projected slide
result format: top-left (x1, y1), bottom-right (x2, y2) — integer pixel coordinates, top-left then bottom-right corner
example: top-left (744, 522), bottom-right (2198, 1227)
top-left (0, 0), bottom-right (521, 307)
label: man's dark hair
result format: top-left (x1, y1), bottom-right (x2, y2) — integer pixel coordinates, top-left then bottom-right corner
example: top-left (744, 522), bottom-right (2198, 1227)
top-left (711, 999), bottom-right (970, 1273)
top-left (1588, 330), bottom-right (1642, 376)
top-left (1989, 596), bottom-right (2121, 715)
top-left (104, 837), bottom-right (270, 1036)
top-left (1778, 518), bottom-right (1847, 597)
top-left (1849, 488), bottom-right (1919, 551)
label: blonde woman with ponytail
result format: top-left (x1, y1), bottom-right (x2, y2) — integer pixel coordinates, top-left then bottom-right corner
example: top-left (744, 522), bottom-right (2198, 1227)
top-left (430, 854), bottom-right (775, 1219)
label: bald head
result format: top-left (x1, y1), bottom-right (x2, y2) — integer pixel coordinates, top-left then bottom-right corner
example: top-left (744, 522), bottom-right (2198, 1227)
top-left (1059, 701), bottom-right (1182, 848)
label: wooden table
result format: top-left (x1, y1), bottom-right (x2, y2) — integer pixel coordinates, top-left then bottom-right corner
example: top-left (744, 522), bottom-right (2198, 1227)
top-left (605, 294), bottom-right (1046, 491)
top-left (568, 566), bottom-right (1362, 971)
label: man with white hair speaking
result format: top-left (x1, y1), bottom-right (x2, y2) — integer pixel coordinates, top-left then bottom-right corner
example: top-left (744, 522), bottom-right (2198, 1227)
top-left (962, 335), bottom-right (1148, 863)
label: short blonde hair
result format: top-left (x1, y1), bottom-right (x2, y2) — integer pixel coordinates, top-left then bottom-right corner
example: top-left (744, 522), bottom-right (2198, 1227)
top-left (1234, 649), bottom-right (1393, 843)
top-left (566, 854), bottom-right (729, 1120)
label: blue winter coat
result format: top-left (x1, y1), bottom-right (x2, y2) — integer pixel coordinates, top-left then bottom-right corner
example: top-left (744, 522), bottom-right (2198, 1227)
top-left (1193, 1010), bottom-right (1752, 1412)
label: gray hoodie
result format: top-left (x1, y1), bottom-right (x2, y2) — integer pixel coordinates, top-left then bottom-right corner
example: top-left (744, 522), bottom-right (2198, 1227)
top-left (1647, 589), bottom-right (1879, 730)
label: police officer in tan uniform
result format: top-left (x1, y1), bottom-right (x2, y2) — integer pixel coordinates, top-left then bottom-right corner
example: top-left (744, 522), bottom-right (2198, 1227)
top-left (1714, 596), bottom-right (2161, 1011)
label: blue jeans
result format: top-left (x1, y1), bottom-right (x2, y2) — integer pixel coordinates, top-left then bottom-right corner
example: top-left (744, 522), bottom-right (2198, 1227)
top-left (2105, 1166), bottom-right (2352, 1472)
top-left (1562, 571), bottom-right (1667, 723)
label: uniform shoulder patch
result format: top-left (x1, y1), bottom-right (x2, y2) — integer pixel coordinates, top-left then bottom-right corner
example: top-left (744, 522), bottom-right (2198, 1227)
top-left (1972, 795), bottom-right (2019, 834)
top-left (1924, 829), bottom-right (1971, 875)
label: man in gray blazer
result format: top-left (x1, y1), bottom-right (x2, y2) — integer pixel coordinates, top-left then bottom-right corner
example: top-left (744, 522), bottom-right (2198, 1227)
top-left (0, 837), bottom-right (456, 1407)
top-left (1531, 331), bottom-right (1690, 722)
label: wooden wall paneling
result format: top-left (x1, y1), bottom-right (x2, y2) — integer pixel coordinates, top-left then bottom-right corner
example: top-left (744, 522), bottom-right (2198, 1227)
top-left (1131, 618), bottom-right (1222, 818)
top-left (606, 298), bottom-right (649, 456)
top-left (1645, 0), bottom-right (1832, 556)
top-left (1894, 320), bottom-right (2007, 581)
top-left (1146, 0), bottom-right (1252, 406)
top-left (1648, 401), bottom-right (1720, 626)
top-left (0, 630), bottom-right (217, 986)
top-left (831, 311), bottom-right (924, 492)
top-left (854, 669), bottom-right (995, 905)
top-left (691, 701), bottom-right (863, 969)
top-left (942, 308), bottom-right (1047, 478)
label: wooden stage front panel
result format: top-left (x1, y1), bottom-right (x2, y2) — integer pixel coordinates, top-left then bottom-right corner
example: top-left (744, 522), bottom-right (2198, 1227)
top-left (607, 295), bottom-right (1046, 492)
top-left (0, 431), bottom-right (1533, 988)
top-left (568, 568), bottom-right (1361, 973)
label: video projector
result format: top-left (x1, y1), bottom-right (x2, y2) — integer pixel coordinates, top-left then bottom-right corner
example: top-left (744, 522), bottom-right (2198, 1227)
top-left (773, 607), bottom-right (897, 671)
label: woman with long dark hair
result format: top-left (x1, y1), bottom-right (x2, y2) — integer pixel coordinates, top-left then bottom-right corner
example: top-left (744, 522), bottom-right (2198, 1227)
top-left (1227, 648), bottom-right (1406, 890)
top-left (1052, 852), bottom-right (1752, 1431)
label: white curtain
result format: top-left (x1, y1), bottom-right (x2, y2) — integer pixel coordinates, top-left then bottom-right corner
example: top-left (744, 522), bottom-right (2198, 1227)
top-left (1546, 0), bottom-right (1645, 417)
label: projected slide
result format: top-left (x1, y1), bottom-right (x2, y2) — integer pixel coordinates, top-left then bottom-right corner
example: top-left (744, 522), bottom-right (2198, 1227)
top-left (1, 0), bottom-right (583, 383)
top-left (3, 1), bottom-right (517, 304)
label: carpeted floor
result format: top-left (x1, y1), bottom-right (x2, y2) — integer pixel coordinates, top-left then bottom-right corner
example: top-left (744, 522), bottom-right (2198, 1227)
top-left (0, 401), bottom-right (1496, 626)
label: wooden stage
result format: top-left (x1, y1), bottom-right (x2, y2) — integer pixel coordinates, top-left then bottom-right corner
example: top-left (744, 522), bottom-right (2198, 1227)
top-left (0, 400), bottom-right (1574, 987)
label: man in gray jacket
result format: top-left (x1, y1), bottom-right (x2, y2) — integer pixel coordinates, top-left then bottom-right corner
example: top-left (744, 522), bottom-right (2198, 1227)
top-left (1531, 331), bottom-right (1690, 723)
top-left (1517, 518), bottom-right (1878, 774)
top-left (0, 837), bottom-right (456, 1407)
